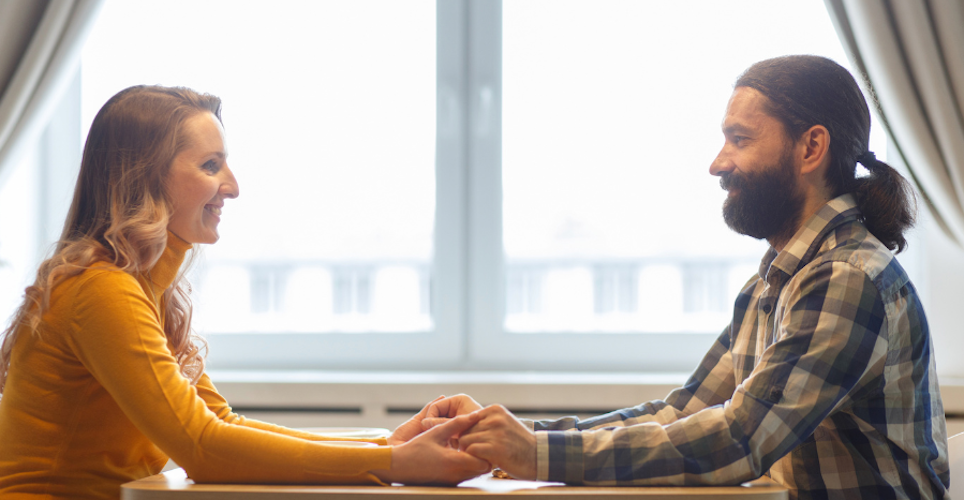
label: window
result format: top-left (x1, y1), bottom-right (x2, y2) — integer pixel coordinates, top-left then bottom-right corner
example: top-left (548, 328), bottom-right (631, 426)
top-left (67, 0), bottom-right (892, 371)
top-left (0, 74), bottom-right (82, 328)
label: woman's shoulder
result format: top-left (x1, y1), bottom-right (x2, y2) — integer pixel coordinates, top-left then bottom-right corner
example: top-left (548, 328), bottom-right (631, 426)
top-left (53, 261), bottom-right (144, 302)
top-left (41, 262), bottom-right (151, 339)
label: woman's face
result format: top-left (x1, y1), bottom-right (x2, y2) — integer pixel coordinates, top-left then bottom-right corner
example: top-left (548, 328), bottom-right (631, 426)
top-left (166, 112), bottom-right (239, 244)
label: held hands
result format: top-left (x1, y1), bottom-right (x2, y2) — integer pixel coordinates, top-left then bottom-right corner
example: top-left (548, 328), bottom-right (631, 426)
top-left (372, 413), bottom-right (491, 485)
top-left (458, 405), bottom-right (537, 481)
top-left (388, 395), bottom-right (445, 446)
top-left (384, 394), bottom-right (537, 483)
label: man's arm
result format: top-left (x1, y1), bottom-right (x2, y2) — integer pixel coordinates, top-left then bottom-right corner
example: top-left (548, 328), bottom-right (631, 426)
top-left (463, 262), bottom-right (891, 486)
top-left (533, 327), bottom-right (737, 432)
top-left (532, 262), bottom-right (889, 485)
top-left (425, 327), bottom-right (737, 434)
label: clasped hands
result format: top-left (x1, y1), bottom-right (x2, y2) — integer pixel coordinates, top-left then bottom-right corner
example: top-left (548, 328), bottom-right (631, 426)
top-left (422, 394), bottom-right (537, 481)
top-left (374, 394), bottom-right (535, 485)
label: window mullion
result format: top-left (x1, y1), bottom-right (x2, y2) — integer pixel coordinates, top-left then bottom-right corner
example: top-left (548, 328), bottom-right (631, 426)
top-left (465, 0), bottom-right (504, 367)
top-left (435, 0), bottom-right (471, 364)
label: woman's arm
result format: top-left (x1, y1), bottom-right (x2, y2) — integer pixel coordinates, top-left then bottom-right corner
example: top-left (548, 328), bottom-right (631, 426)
top-left (66, 269), bottom-right (478, 485)
top-left (194, 374), bottom-right (387, 444)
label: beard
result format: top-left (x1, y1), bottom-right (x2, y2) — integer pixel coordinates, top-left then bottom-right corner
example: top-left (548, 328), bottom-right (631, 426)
top-left (719, 149), bottom-right (804, 244)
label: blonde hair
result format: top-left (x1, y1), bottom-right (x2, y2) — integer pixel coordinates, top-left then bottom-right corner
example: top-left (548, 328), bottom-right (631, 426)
top-left (0, 85), bottom-right (222, 393)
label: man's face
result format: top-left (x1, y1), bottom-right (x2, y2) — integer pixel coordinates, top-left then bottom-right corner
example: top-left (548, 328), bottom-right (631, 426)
top-left (710, 87), bottom-right (805, 243)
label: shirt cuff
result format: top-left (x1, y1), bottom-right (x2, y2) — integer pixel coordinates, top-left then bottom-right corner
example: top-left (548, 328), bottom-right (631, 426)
top-left (536, 430), bottom-right (584, 484)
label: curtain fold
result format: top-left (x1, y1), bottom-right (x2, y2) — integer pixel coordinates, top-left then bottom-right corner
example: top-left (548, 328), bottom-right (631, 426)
top-left (0, 0), bottom-right (104, 188)
top-left (825, 0), bottom-right (964, 247)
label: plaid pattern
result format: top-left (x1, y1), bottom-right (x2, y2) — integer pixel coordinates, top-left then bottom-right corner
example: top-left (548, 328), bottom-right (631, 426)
top-left (533, 195), bottom-right (949, 499)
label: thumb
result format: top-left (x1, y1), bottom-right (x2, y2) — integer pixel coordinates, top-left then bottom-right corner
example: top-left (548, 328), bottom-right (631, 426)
top-left (425, 412), bottom-right (479, 442)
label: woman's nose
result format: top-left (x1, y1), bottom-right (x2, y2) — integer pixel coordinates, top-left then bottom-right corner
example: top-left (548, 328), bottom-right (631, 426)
top-left (221, 164), bottom-right (239, 199)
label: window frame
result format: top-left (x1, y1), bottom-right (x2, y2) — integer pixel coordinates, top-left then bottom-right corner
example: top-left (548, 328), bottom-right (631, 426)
top-left (59, 0), bottom-right (898, 374)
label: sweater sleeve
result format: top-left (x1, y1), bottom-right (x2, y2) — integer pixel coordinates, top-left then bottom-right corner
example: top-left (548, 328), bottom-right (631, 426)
top-left (64, 269), bottom-right (391, 484)
top-left (195, 374), bottom-right (388, 445)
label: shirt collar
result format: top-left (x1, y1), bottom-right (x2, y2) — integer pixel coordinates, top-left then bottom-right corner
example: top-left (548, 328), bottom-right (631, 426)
top-left (759, 194), bottom-right (861, 284)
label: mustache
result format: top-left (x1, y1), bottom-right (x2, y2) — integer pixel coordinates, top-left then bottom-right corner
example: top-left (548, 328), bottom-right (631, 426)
top-left (719, 172), bottom-right (747, 191)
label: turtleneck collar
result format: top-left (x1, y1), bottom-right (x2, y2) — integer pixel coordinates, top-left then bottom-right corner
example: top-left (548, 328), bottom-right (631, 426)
top-left (147, 231), bottom-right (193, 291)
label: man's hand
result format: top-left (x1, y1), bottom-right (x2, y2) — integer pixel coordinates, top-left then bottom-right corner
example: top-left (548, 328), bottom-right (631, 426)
top-left (458, 405), bottom-right (537, 481)
top-left (372, 413), bottom-right (492, 485)
top-left (421, 394), bottom-right (483, 429)
top-left (387, 396), bottom-right (444, 446)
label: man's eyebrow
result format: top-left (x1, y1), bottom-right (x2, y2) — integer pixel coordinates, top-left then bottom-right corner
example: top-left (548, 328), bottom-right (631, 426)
top-left (722, 123), bottom-right (753, 136)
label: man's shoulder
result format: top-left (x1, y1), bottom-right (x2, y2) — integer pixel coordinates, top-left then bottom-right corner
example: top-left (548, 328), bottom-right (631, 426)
top-left (806, 221), bottom-right (909, 297)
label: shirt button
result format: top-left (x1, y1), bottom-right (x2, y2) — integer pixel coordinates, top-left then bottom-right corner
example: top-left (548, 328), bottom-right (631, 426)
top-left (763, 304), bottom-right (772, 314)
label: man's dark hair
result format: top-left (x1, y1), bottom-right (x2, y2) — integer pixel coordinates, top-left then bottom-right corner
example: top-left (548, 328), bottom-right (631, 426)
top-left (735, 55), bottom-right (916, 252)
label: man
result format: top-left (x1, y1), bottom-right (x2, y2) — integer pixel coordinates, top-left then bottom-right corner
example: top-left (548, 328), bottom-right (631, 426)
top-left (425, 56), bottom-right (949, 499)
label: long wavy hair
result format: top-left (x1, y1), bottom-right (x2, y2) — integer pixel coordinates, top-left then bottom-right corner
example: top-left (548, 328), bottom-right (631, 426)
top-left (735, 55), bottom-right (916, 252)
top-left (0, 85), bottom-right (221, 393)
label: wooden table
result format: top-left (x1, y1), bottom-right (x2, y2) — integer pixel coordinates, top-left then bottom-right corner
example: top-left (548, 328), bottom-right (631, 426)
top-left (121, 468), bottom-right (788, 499)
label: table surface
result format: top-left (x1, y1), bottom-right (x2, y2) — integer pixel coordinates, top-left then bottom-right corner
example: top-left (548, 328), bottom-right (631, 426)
top-left (121, 469), bottom-right (788, 500)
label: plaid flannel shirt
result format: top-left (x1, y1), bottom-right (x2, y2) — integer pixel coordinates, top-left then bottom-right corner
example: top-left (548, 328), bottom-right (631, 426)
top-left (532, 194), bottom-right (949, 499)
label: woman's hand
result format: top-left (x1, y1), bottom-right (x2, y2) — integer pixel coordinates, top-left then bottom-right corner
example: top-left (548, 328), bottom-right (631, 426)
top-left (372, 413), bottom-right (492, 485)
top-left (387, 395), bottom-right (444, 446)
top-left (421, 394), bottom-right (483, 430)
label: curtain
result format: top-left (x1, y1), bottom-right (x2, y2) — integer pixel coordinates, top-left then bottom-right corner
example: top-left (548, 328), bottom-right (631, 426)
top-left (0, 0), bottom-right (104, 188)
top-left (825, 0), bottom-right (964, 247)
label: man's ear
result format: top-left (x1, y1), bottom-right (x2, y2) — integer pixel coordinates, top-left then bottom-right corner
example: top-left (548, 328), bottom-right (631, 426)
top-left (797, 124), bottom-right (831, 176)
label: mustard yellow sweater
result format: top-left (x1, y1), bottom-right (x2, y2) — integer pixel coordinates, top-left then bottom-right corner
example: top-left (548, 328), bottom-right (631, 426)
top-left (0, 233), bottom-right (391, 499)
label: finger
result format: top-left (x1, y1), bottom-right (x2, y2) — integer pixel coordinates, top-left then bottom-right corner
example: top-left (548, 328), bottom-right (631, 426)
top-left (425, 400), bottom-right (452, 420)
top-left (455, 429), bottom-right (490, 449)
top-left (425, 412), bottom-right (480, 442)
top-left (417, 395), bottom-right (446, 419)
top-left (462, 442), bottom-right (499, 465)
top-left (426, 394), bottom-right (480, 420)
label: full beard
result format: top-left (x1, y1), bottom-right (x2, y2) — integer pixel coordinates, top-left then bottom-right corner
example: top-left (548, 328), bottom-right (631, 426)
top-left (720, 150), bottom-right (804, 245)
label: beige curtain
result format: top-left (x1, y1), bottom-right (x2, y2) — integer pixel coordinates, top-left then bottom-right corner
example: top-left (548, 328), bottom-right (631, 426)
top-left (0, 0), bottom-right (103, 187)
top-left (825, 0), bottom-right (964, 247)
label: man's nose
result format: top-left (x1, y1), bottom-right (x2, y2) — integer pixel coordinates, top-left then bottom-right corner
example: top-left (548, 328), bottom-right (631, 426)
top-left (709, 149), bottom-right (733, 177)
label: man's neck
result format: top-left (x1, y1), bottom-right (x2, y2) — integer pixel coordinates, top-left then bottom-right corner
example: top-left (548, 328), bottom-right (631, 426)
top-left (767, 193), bottom-right (833, 252)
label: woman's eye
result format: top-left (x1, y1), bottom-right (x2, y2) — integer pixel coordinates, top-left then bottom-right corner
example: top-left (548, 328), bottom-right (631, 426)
top-left (201, 160), bottom-right (220, 173)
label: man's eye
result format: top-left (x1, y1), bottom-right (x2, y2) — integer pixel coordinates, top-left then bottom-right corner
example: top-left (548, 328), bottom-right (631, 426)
top-left (732, 136), bottom-right (747, 145)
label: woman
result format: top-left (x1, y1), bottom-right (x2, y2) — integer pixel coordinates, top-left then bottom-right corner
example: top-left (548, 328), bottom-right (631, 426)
top-left (0, 86), bottom-right (488, 499)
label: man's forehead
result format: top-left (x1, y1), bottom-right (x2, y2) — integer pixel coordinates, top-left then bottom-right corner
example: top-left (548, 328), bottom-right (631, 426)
top-left (721, 87), bottom-right (778, 131)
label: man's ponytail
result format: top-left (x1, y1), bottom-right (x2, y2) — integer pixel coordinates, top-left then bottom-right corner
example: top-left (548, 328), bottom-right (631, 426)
top-left (853, 152), bottom-right (916, 252)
